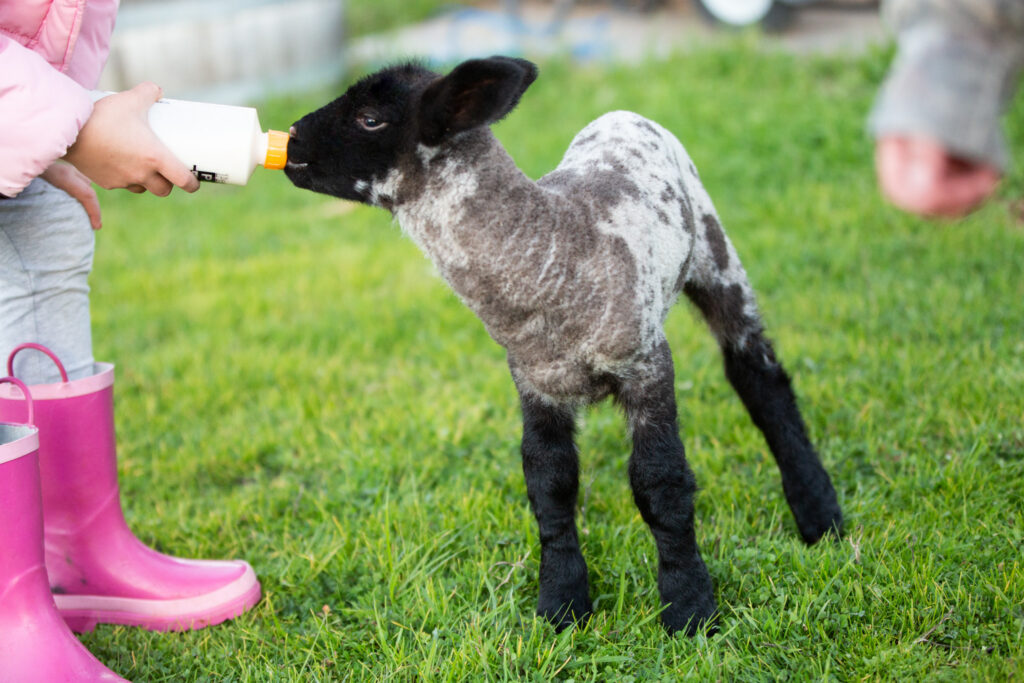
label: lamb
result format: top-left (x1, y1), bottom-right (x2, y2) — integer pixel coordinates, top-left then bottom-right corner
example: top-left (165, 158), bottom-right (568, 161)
top-left (284, 56), bottom-right (843, 636)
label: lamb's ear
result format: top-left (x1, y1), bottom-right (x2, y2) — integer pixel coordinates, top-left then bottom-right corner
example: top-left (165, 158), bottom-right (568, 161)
top-left (418, 56), bottom-right (538, 146)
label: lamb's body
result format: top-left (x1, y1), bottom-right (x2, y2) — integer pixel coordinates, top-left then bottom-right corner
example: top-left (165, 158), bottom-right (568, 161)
top-left (392, 112), bottom-right (755, 405)
top-left (285, 58), bottom-right (843, 636)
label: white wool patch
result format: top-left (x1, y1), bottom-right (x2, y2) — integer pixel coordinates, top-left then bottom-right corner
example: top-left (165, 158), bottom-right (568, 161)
top-left (366, 172), bottom-right (395, 206)
top-left (415, 144), bottom-right (439, 166)
top-left (393, 153), bottom-right (480, 270)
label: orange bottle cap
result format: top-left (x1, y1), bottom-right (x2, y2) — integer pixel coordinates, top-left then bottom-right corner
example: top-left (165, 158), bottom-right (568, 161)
top-left (264, 129), bottom-right (289, 170)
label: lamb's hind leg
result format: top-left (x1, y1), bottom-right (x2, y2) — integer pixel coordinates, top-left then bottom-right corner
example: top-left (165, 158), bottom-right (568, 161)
top-left (616, 341), bottom-right (717, 636)
top-left (682, 216), bottom-right (842, 544)
top-left (516, 388), bottom-right (592, 631)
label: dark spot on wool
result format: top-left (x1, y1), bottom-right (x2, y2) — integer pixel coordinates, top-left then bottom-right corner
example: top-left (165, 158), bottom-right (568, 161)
top-left (588, 167), bottom-right (642, 202)
top-left (679, 195), bottom-right (695, 234)
top-left (674, 268), bottom-right (688, 299)
top-left (539, 165), bottom-right (642, 226)
top-left (632, 118), bottom-right (659, 136)
top-left (393, 152), bottom-right (428, 205)
top-left (601, 150), bottom-right (630, 176)
top-left (420, 218), bottom-right (443, 242)
top-left (683, 281), bottom-right (759, 347)
top-left (702, 213), bottom-right (729, 271)
top-left (538, 168), bottom-right (579, 190)
top-left (660, 180), bottom-right (679, 206)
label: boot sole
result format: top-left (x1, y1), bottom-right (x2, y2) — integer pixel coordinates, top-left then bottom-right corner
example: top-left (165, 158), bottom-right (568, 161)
top-left (55, 562), bottom-right (261, 633)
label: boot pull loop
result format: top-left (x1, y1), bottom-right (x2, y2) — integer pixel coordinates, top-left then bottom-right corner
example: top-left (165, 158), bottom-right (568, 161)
top-left (0, 377), bottom-right (34, 426)
top-left (6, 343), bottom-right (69, 383)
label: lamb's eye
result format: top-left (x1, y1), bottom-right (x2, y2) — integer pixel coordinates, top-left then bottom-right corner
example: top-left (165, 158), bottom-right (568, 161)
top-left (358, 116), bottom-right (387, 131)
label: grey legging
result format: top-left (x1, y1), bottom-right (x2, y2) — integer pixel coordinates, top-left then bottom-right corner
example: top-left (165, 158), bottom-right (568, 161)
top-left (0, 178), bottom-right (95, 383)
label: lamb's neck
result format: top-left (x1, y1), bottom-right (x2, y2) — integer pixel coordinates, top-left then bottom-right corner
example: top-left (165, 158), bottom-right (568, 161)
top-left (394, 130), bottom-right (548, 271)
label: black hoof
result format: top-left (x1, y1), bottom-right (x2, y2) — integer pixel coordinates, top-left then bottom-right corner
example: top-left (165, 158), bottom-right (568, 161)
top-left (796, 504), bottom-right (844, 546)
top-left (539, 596), bottom-right (592, 632)
top-left (661, 596), bottom-right (719, 637)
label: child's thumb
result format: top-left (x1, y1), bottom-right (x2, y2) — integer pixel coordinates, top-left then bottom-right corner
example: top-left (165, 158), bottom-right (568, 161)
top-left (127, 81), bottom-right (163, 108)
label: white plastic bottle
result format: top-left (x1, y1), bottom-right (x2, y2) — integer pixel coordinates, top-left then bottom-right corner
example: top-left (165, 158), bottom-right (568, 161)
top-left (92, 92), bottom-right (288, 185)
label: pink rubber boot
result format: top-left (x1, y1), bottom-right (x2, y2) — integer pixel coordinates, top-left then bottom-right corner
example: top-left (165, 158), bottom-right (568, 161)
top-left (0, 345), bottom-right (261, 633)
top-left (0, 377), bottom-right (128, 682)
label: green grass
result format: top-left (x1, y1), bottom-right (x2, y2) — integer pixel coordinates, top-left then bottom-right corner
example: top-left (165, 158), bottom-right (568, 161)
top-left (77, 44), bottom-right (1023, 681)
top-left (346, 0), bottom-right (453, 37)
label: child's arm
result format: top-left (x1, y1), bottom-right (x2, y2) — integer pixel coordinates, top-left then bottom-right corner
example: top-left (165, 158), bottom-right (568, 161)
top-left (0, 35), bottom-right (93, 198)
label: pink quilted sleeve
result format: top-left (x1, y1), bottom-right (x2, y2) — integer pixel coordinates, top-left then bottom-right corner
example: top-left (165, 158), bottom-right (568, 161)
top-left (0, 35), bottom-right (93, 198)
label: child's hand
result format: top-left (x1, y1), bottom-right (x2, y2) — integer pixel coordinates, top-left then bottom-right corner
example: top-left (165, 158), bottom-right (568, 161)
top-left (41, 161), bottom-right (102, 229)
top-left (63, 82), bottom-right (200, 196)
top-left (875, 135), bottom-right (1001, 219)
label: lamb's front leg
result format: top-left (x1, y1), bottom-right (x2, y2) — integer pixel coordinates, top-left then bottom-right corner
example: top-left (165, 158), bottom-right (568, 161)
top-left (616, 342), bottom-right (718, 636)
top-left (517, 389), bottom-right (592, 631)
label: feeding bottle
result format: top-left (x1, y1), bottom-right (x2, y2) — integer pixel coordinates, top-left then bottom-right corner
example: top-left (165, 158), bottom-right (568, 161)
top-left (92, 92), bottom-right (289, 185)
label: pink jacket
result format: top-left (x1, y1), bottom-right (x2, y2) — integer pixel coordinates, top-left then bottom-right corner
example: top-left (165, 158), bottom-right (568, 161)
top-left (0, 0), bottom-right (119, 197)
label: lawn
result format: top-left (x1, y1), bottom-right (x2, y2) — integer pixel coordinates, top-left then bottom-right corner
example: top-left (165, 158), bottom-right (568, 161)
top-left (77, 43), bottom-right (1023, 681)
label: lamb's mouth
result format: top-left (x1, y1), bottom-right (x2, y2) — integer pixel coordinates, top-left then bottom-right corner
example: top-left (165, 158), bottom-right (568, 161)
top-left (283, 160), bottom-right (312, 189)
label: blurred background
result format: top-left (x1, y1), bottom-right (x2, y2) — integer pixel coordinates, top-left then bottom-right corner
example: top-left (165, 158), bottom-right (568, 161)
top-left (99, 0), bottom-right (882, 102)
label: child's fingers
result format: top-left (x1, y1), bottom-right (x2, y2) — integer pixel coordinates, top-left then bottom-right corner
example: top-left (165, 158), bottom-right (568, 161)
top-left (128, 82), bottom-right (200, 193)
top-left (144, 174), bottom-right (174, 197)
top-left (157, 156), bottom-right (200, 192)
top-left (40, 162), bottom-right (103, 229)
top-left (72, 178), bottom-right (103, 229)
